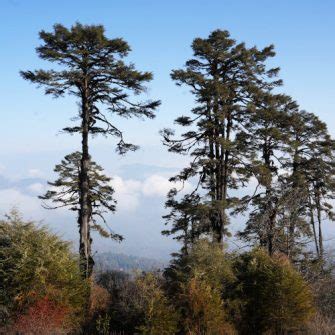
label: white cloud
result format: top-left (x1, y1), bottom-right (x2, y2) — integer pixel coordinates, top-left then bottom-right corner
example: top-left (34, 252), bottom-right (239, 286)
top-left (0, 188), bottom-right (42, 218)
top-left (27, 183), bottom-right (45, 194)
top-left (112, 176), bottom-right (142, 212)
top-left (28, 168), bottom-right (44, 178)
top-left (142, 174), bottom-right (192, 197)
top-left (0, 173), bottom-right (193, 218)
top-left (110, 174), bottom-right (193, 212)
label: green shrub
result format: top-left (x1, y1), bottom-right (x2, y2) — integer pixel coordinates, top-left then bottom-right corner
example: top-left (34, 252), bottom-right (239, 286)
top-left (135, 272), bottom-right (179, 335)
top-left (165, 242), bottom-right (314, 335)
top-left (0, 210), bottom-right (88, 331)
top-left (233, 248), bottom-right (315, 335)
top-left (96, 270), bottom-right (179, 334)
top-left (97, 270), bottom-right (144, 333)
top-left (175, 240), bottom-right (237, 334)
top-left (183, 276), bottom-right (236, 335)
top-left (187, 240), bottom-right (236, 288)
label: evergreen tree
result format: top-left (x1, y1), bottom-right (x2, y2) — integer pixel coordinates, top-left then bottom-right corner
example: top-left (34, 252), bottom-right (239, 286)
top-left (162, 30), bottom-right (282, 246)
top-left (21, 23), bottom-right (160, 277)
top-left (239, 100), bottom-right (335, 259)
top-left (40, 152), bottom-right (122, 244)
top-left (238, 94), bottom-right (310, 256)
top-left (284, 111), bottom-right (335, 259)
top-left (162, 190), bottom-right (208, 256)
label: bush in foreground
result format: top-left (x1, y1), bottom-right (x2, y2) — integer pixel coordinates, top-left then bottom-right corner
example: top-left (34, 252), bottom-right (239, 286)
top-left (163, 241), bottom-right (315, 335)
top-left (233, 249), bottom-right (315, 334)
top-left (0, 210), bottom-right (88, 333)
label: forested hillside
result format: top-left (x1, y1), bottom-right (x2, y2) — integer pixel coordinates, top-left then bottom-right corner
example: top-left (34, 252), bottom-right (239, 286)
top-left (95, 252), bottom-right (165, 272)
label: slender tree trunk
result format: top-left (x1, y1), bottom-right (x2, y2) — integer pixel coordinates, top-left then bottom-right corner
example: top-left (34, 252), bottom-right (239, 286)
top-left (287, 147), bottom-right (299, 258)
top-left (79, 78), bottom-right (94, 278)
top-left (315, 190), bottom-right (324, 259)
top-left (308, 192), bottom-right (319, 257)
top-left (183, 215), bottom-right (189, 256)
top-left (287, 201), bottom-right (297, 259)
top-left (221, 118), bottom-right (231, 246)
top-left (266, 184), bottom-right (275, 256)
top-left (212, 69), bottom-right (224, 244)
top-left (267, 209), bottom-right (276, 256)
top-left (207, 101), bottom-right (217, 243)
top-left (263, 142), bottom-right (276, 255)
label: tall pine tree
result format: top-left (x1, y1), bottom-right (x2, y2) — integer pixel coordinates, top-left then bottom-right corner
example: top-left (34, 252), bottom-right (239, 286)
top-left (238, 93), bottom-right (299, 255)
top-left (21, 23), bottom-right (160, 277)
top-left (284, 111), bottom-right (335, 259)
top-left (162, 30), bottom-right (282, 246)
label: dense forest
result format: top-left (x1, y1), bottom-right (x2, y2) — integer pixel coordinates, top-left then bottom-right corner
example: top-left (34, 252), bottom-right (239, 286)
top-left (1, 23), bottom-right (335, 334)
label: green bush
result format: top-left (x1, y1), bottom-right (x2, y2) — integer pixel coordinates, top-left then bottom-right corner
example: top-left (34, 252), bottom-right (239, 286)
top-left (164, 241), bottom-right (315, 335)
top-left (182, 276), bottom-right (236, 335)
top-left (0, 210), bottom-right (88, 331)
top-left (187, 240), bottom-right (236, 288)
top-left (233, 249), bottom-right (315, 335)
top-left (97, 270), bottom-right (144, 333)
top-left (172, 240), bottom-right (237, 334)
top-left (135, 272), bottom-right (179, 335)
top-left (96, 270), bottom-right (179, 334)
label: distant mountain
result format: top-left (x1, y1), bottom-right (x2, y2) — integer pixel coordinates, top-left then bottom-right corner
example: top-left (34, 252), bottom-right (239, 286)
top-left (94, 252), bottom-right (167, 272)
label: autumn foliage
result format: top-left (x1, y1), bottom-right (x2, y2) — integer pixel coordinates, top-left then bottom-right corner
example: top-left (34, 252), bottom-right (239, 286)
top-left (13, 296), bottom-right (69, 335)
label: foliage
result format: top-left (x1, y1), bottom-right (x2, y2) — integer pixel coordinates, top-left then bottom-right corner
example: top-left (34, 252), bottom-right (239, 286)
top-left (186, 240), bottom-right (235, 288)
top-left (21, 22), bottom-right (160, 278)
top-left (97, 270), bottom-right (144, 333)
top-left (40, 151), bottom-right (122, 241)
top-left (162, 29), bottom-right (335, 266)
top-left (304, 312), bottom-right (335, 335)
top-left (233, 249), bottom-right (315, 334)
top-left (89, 283), bottom-right (111, 316)
top-left (165, 243), bottom-right (315, 334)
top-left (96, 270), bottom-right (179, 335)
top-left (135, 272), bottom-right (179, 335)
top-left (20, 23), bottom-right (160, 153)
top-left (183, 242), bottom-right (236, 334)
top-left (0, 211), bottom-right (319, 334)
top-left (12, 296), bottom-right (69, 335)
top-left (183, 277), bottom-right (236, 335)
top-left (6, 23), bottom-right (335, 335)
top-left (162, 29), bottom-right (283, 245)
top-left (164, 241), bottom-right (236, 335)
top-left (95, 313), bottom-right (111, 335)
top-left (0, 210), bottom-right (88, 330)
top-left (300, 252), bottom-right (335, 330)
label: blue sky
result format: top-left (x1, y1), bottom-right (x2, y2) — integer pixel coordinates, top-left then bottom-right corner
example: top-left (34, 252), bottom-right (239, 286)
top-left (0, 0), bottom-right (334, 259)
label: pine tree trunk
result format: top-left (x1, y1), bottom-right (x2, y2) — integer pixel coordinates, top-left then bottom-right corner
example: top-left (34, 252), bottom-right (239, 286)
top-left (267, 209), bottom-right (275, 256)
top-left (79, 79), bottom-right (94, 278)
top-left (315, 190), bottom-right (324, 259)
top-left (220, 114), bottom-right (232, 246)
top-left (212, 70), bottom-right (224, 245)
top-left (308, 192), bottom-right (319, 257)
top-left (287, 200), bottom-right (298, 258)
top-left (266, 182), bottom-right (275, 256)
top-left (287, 148), bottom-right (299, 258)
top-left (264, 144), bottom-right (275, 256)
top-left (207, 101), bottom-right (217, 243)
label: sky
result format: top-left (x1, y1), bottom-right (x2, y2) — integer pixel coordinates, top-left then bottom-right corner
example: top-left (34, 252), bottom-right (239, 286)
top-left (0, 0), bottom-right (334, 259)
